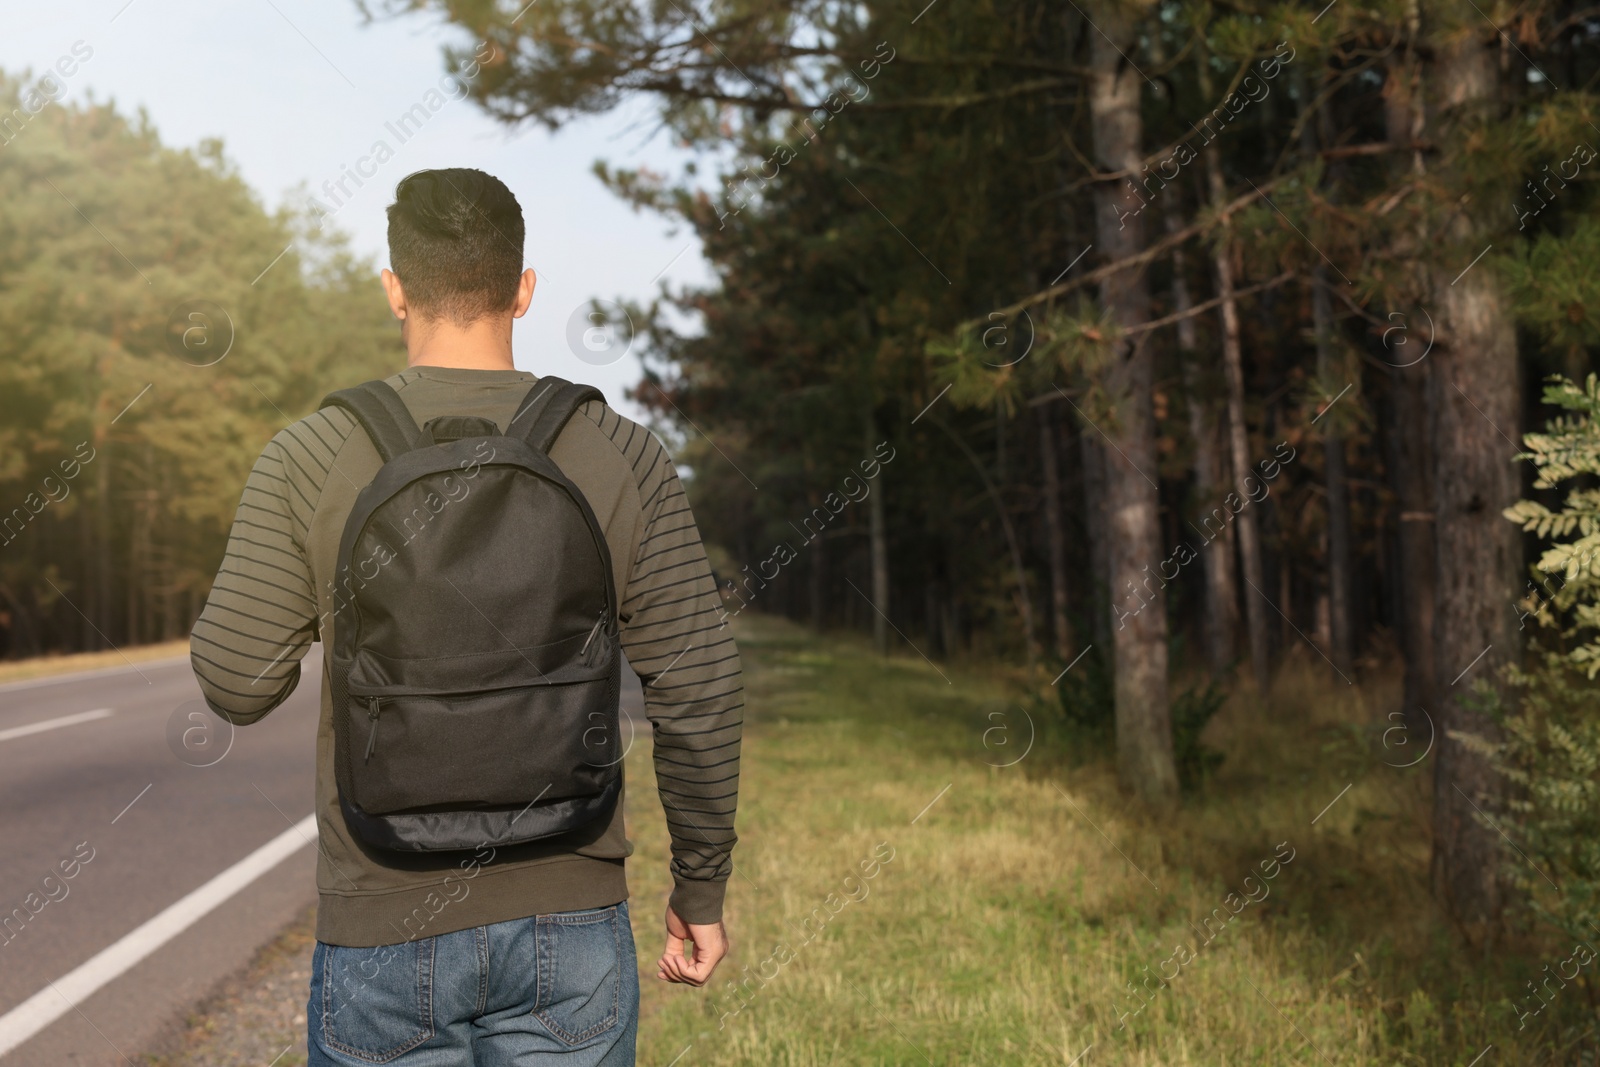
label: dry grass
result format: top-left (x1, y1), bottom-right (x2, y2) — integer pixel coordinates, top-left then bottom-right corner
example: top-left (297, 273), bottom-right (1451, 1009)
top-left (130, 618), bottom-right (1594, 1065)
top-left (629, 618), bottom-right (1593, 1065)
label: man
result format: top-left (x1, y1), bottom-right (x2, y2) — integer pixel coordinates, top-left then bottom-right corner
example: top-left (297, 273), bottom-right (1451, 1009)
top-left (191, 168), bottom-right (742, 1065)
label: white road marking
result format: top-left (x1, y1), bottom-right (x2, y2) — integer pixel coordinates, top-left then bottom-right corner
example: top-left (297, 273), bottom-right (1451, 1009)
top-left (0, 709), bottom-right (113, 744)
top-left (0, 814), bottom-right (318, 1058)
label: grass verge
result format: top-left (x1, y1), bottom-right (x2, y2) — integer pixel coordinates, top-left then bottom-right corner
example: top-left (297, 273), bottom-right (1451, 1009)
top-left (137, 614), bottom-right (1591, 1064)
top-left (0, 639), bottom-right (188, 686)
top-left (632, 615), bottom-right (1592, 1065)
top-left (138, 906), bottom-right (315, 1066)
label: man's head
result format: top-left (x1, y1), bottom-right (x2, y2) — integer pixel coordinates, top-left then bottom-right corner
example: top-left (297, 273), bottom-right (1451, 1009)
top-left (382, 168), bottom-right (533, 333)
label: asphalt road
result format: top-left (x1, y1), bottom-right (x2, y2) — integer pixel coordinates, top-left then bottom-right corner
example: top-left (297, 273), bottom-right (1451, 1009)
top-left (0, 646), bottom-right (645, 1067)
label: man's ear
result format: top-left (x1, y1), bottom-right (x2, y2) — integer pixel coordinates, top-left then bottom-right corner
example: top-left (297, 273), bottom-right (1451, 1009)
top-left (512, 268), bottom-right (537, 319)
top-left (381, 268), bottom-right (408, 321)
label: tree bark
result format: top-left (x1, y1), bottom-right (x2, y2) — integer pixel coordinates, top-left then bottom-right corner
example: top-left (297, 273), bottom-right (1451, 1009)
top-left (78, 499), bottom-right (94, 651)
top-left (1426, 21), bottom-right (1521, 948)
top-left (808, 494), bottom-right (826, 631)
top-left (1208, 177), bottom-right (1271, 693)
top-left (866, 411), bottom-right (890, 655)
top-left (1384, 0), bottom-right (1438, 748)
top-left (1311, 274), bottom-right (1356, 675)
top-left (1293, 69), bottom-right (1357, 678)
top-left (1038, 405), bottom-right (1073, 659)
top-left (1080, 428), bottom-right (1112, 650)
top-left (1086, 0), bottom-right (1176, 800)
top-left (1170, 213), bottom-right (1240, 674)
top-left (93, 441), bottom-right (112, 649)
top-left (1196, 57), bottom-right (1271, 695)
top-left (127, 491), bottom-right (142, 648)
top-left (1391, 362), bottom-right (1437, 734)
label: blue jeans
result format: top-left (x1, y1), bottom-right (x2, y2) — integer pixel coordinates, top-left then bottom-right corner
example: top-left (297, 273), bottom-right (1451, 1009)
top-left (307, 902), bottom-right (638, 1066)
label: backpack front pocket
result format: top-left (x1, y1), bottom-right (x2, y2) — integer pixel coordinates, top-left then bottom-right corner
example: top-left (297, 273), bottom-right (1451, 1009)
top-left (345, 676), bottom-right (620, 816)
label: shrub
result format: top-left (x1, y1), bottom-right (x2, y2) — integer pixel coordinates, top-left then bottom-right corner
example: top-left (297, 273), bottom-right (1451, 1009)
top-left (1041, 643), bottom-right (1115, 764)
top-left (1171, 679), bottom-right (1227, 790)
top-left (1038, 643), bottom-right (1225, 791)
top-left (1491, 374), bottom-right (1600, 942)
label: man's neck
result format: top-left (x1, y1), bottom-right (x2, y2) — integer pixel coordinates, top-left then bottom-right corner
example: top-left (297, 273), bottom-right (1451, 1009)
top-left (404, 316), bottom-right (516, 370)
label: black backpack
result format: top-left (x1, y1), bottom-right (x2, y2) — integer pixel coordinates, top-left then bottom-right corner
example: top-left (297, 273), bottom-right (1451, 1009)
top-left (319, 376), bottom-right (621, 853)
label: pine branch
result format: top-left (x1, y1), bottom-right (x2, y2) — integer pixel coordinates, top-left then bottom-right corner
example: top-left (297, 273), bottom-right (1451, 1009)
top-left (1122, 271), bottom-right (1296, 336)
top-left (973, 176), bottom-right (1293, 326)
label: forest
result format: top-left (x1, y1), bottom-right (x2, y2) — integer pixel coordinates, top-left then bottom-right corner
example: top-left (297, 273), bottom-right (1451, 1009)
top-left (2, 0), bottom-right (1599, 1024)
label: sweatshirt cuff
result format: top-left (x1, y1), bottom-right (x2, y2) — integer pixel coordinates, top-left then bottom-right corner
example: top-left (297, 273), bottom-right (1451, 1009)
top-left (669, 876), bottom-right (728, 925)
top-left (193, 653), bottom-right (299, 726)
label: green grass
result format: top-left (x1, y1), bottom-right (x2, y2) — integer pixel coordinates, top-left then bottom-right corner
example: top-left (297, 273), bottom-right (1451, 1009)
top-left (624, 614), bottom-right (1598, 1065)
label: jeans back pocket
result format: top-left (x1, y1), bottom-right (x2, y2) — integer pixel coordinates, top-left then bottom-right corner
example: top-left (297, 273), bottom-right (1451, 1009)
top-left (532, 905), bottom-right (623, 1046)
top-left (318, 938), bottom-right (437, 1063)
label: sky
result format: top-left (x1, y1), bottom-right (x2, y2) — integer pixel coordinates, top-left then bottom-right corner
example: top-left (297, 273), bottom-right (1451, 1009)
top-left (0, 0), bottom-right (716, 423)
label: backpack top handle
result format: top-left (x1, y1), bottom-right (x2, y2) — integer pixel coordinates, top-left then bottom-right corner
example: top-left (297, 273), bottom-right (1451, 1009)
top-left (507, 377), bottom-right (604, 455)
top-left (321, 380), bottom-right (424, 463)
top-left (322, 376), bottom-right (603, 462)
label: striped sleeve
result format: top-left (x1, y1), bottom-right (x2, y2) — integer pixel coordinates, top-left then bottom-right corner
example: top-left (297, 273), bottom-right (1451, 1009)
top-left (600, 408), bottom-right (744, 925)
top-left (190, 411), bottom-right (352, 724)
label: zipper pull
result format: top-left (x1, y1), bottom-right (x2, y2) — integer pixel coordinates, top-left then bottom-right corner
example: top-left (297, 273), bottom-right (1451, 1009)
top-left (580, 610), bottom-right (606, 656)
top-left (364, 697), bottom-right (381, 762)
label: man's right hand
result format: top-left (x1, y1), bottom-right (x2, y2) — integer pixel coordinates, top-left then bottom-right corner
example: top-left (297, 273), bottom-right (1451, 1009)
top-left (656, 905), bottom-right (728, 987)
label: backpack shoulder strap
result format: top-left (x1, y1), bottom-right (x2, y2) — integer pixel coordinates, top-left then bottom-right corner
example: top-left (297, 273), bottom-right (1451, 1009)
top-left (320, 380), bottom-right (423, 463)
top-left (508, 377), bottom-right (605, 455)
top-left (505, 376), bottom-right (569, 439)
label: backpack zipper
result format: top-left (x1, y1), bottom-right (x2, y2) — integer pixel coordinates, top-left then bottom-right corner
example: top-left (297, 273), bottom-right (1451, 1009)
top-left (359, 612), bottom-right (603, 759)
top-left (364, 697), bottom-right (381, 762)
top-left (580, 609), bottom-right (607, 657)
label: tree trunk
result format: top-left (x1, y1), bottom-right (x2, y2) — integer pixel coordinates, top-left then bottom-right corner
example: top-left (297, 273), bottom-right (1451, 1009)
top-left (93, 442), bottom-right (112, 649)
top-left (127, 492), bottom-right (142, 648)
top-left (78, 502), bottom-right (94, 651)
top-left (808, 517), bottom-right (825, 631)
top-left (1313, 274), bottom-right (1356, 675)
top-left (995, 396), bottom-right (1006, 482)
top-left (866, 412), bottom-right (890, 655)
top-left (1038, 405), bottom-right (1073, 659)
top-left (1196, 55), bottom-right (1270, 694)
top-left (933, 417), bottom-right (1037, 663)
top-left (1086, 0), bottom-right (1176, 800)
top-left (1170, 213), bottom-right (1240, 674)
top-left (1391, 361), bottom-right (1437, 735)
top-left (1426, 22), bottom-right (1521, 948)
top-left (1080, 428), bottom-right (1112, 650)
top-left (1384, 0), bottom-right (1438, 746)
top-left (1294, 68), bottom-right (1357, 678)
top-left (1208, 182), bottom-right (1271, 694)
top-left (942, 541), bottom-right (961, 656)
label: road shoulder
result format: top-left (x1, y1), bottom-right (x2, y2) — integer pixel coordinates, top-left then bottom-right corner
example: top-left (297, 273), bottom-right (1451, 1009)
top-left (137, 904), bottom-right (315, 1067)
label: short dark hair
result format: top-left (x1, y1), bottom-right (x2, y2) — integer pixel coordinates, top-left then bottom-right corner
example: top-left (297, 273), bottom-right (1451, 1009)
top-left (386, 168), bottom-right (524, 324)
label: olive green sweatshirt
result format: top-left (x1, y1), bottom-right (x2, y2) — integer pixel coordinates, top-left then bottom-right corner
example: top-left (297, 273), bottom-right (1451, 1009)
top-left (190, 366), bottom-right (742, 947)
